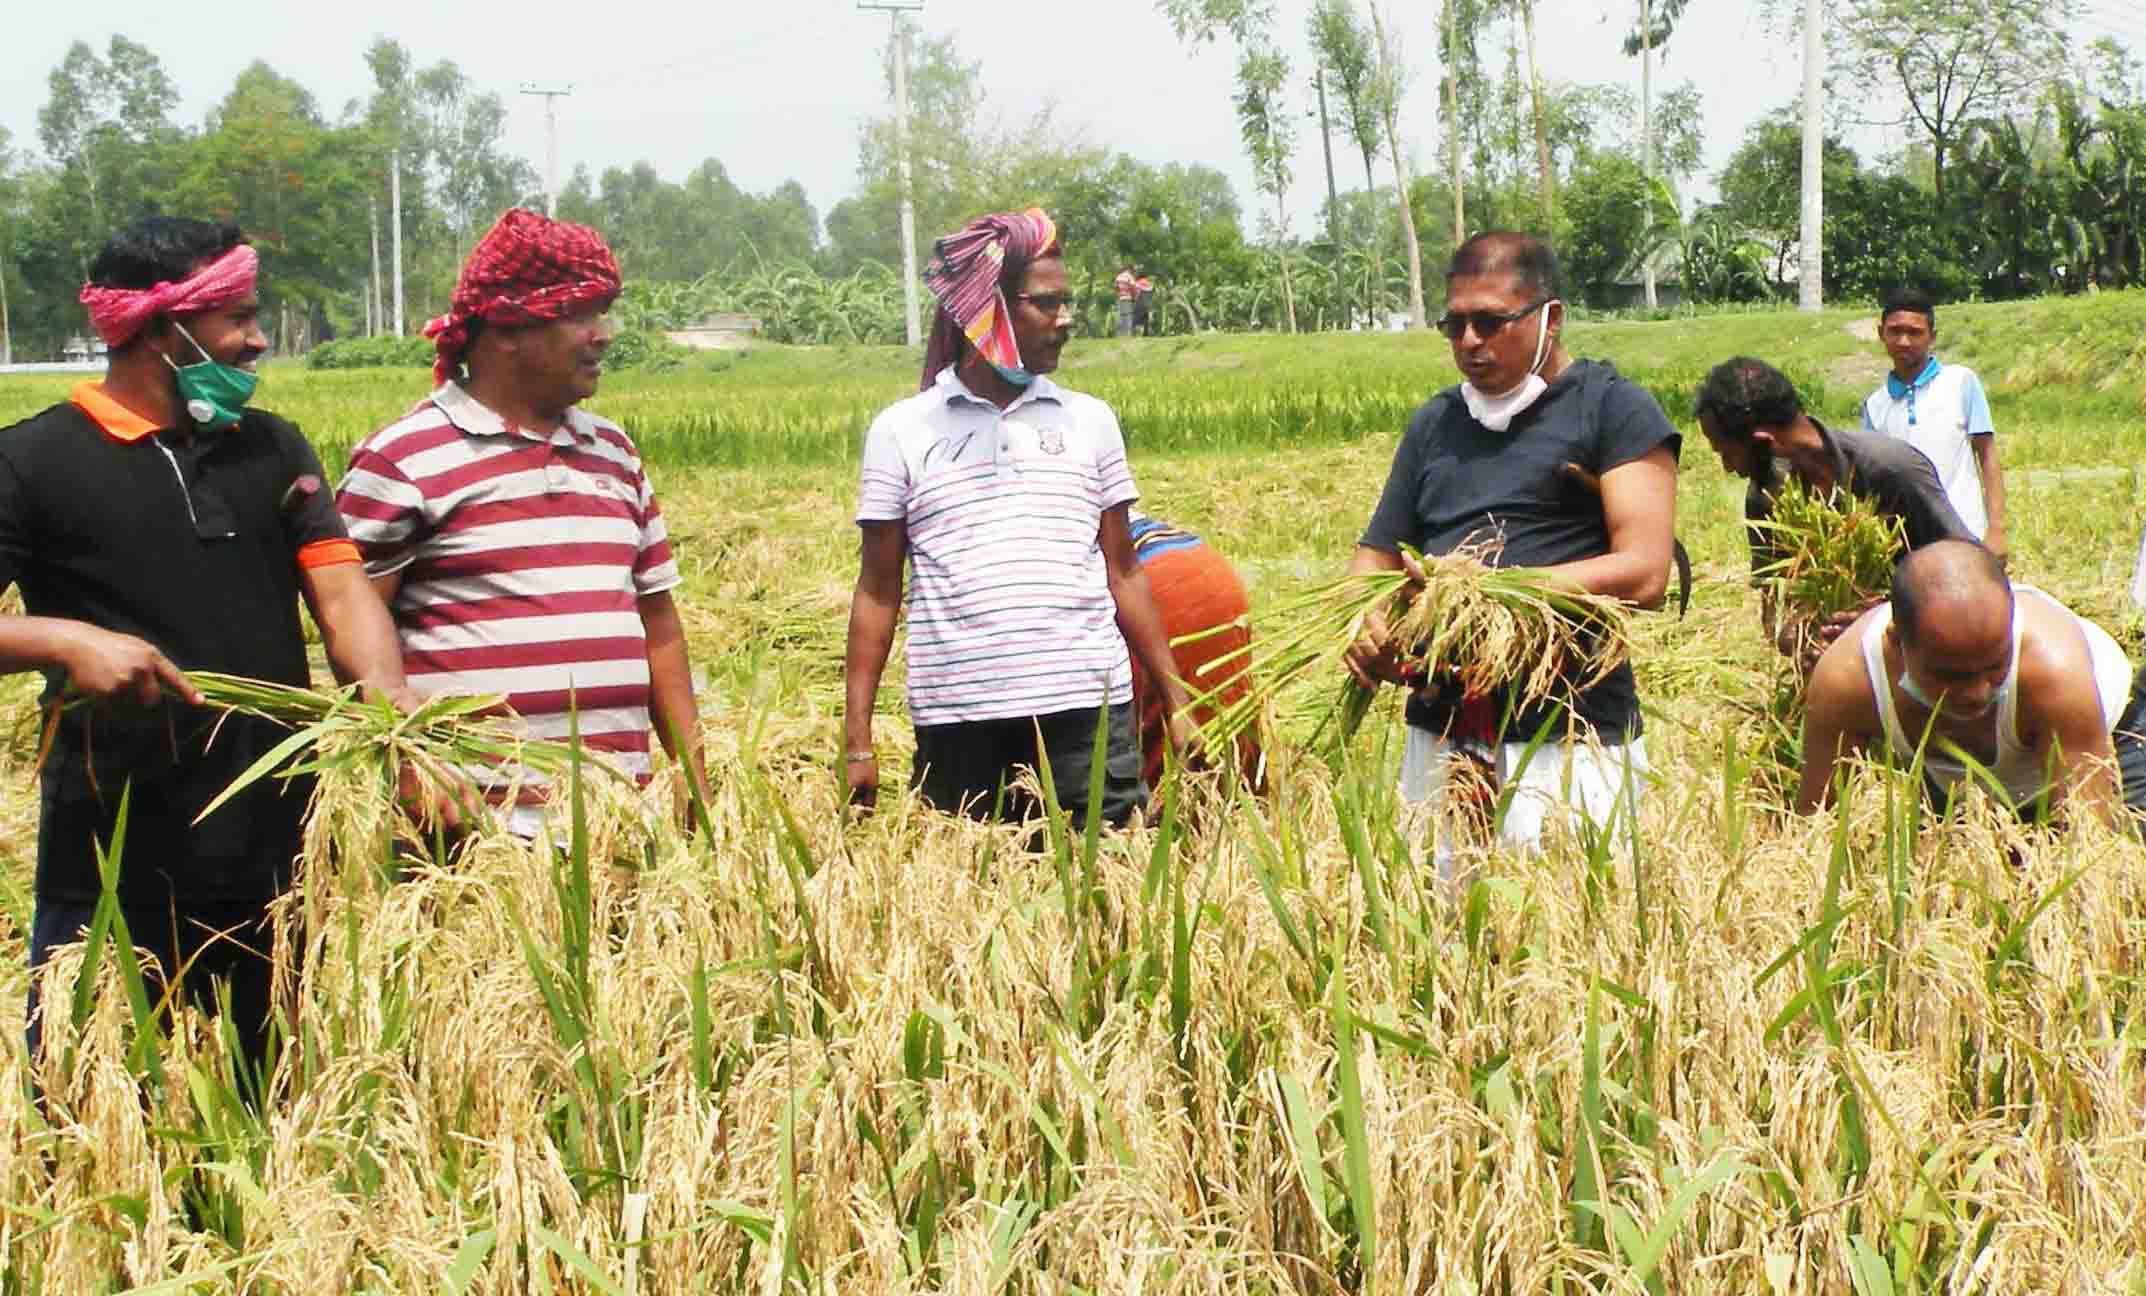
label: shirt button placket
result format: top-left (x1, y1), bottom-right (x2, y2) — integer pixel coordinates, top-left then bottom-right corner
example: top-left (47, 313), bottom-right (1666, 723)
top-left (997, 414), bottom-right (1019, 479)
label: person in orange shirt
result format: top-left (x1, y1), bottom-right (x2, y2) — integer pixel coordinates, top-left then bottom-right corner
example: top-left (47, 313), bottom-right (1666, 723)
top-left (1126, 512), bottom-right (1263, 791)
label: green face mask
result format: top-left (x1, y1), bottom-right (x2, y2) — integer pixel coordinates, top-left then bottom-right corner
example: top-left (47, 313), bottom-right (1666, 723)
top-left (164, 320), bottom-right (259, 428)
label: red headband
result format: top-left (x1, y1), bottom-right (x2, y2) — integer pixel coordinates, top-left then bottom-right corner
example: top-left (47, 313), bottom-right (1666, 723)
top-left (78, 244), bottom-right (260, 348)
top-left (424, 209), bottom-right (622, 386)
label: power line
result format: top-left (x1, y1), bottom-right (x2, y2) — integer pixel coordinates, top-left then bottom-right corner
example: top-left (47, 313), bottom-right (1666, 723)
top-left (575, 15), bottom-right (840, 93)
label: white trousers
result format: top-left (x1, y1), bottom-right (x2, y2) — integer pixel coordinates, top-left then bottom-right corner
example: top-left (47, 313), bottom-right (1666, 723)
top-left (1399, 727), bottom-right (1650, 875)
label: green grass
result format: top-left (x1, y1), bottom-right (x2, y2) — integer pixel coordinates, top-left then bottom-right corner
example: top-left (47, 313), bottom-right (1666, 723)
top-left (7, 291), bottom-right (2143, 474)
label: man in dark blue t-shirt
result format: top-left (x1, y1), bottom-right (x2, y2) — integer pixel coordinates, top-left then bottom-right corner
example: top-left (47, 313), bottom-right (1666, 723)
top-left (1344, 231), bottom-right (1680, 872)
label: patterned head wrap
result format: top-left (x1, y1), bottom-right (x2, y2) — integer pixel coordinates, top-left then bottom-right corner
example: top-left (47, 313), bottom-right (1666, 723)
top-left (919, 207), bottom-right (1059, 391)
top-left (78, 243), bottom-right (259, 348)
top-left (424, 208), bottom-right (622, 386)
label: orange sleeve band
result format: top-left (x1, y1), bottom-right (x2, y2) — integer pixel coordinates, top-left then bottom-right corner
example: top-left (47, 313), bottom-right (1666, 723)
top-left (297, 538), bottom-right (363, 571)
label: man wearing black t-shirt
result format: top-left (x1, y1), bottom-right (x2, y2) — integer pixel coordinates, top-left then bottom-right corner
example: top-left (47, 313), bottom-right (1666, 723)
top-left (0, 218), bottom-right (416, 1081)
top-left (1693, 355), bottom-right (1973, 670)
top-left (1345, 231), bottom-right (1680, 871)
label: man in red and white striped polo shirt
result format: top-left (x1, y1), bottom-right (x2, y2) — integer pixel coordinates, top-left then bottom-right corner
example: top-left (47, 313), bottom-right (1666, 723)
top-left (336, 210), bottom-right (705, 832)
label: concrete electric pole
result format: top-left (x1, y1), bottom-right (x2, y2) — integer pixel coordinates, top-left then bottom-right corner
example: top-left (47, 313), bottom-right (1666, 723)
top-left (858, 0), bottom-right (924, 347)
top-left (520, 82), bottom-right (574, 217)
top-left (1797, 0), bottom-right (1825, 311)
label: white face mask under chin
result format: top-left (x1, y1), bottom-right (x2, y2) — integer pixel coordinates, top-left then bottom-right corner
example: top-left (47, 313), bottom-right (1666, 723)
top-left (1898, 667), bottom-right (2006, 718)
top-left (1459, 300), bottom-right (1558, 432)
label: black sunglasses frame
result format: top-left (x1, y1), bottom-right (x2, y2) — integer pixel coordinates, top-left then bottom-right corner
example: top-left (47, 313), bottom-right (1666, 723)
top-left (1013, 291), bottom-right (1077, 316)
top-left (1435, 296), bottom-right (1552, 342)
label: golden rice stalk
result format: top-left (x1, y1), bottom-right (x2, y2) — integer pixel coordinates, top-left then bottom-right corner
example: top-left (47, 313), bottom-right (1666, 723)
top-left (1184, 540), bottom-right (1635, 755)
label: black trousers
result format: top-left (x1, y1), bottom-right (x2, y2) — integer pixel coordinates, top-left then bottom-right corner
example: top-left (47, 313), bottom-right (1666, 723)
top-left (26, 896), bottom-right (279, 1081)
top-left (911, 702), bottom-right (1147, 830)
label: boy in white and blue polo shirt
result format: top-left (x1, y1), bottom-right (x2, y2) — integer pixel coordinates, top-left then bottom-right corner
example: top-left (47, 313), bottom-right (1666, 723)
top-left (1862, 287), bottom-right (2007, 559)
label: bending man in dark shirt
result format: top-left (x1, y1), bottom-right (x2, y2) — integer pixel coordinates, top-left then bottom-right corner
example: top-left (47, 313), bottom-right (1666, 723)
top-left (1343, 231), bottom-right (1679, 873)
top-left (1694, 355), bottom-right (1974, 670)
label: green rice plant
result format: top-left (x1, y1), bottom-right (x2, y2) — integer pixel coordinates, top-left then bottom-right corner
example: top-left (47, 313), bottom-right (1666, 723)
top-left (1752, 475), bottom-right (1906, 632)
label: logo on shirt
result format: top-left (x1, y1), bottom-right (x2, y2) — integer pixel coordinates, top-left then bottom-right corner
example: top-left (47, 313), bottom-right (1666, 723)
top-left (1038, 428), bottom-right (1065, 455)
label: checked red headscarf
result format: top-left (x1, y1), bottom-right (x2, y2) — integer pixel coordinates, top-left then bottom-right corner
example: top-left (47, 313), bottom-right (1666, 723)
top-left (78, 243), bottom-right (259, 348)
top-left (919, 207), bottom-right (1059, 391)
top-left (425, 208), bottom-right (622, 387)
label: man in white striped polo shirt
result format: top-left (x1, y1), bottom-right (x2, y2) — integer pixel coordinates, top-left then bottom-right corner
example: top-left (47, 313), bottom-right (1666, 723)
top-left (336, 210), bottom-right (705, 834)
top-left (844, 207), bottom-right (1195, 828)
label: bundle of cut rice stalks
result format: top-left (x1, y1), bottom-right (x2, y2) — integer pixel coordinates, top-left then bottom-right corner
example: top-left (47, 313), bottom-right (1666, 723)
top-left (1752, 475), bottom-right (1905, 631)
top-left (1740, 477), bottom-right (1905, 796)
top-left (1181, 540), bottom-right (1636, 758)
top-left (181, 672), bottom-right (636, 826)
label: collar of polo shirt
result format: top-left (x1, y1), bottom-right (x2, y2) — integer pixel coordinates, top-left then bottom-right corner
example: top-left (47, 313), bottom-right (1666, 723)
top-left (70, 382), bottom-right (171, 443)
top-left (933, 364), bottom-right (1064, 412)
top-left (433, 379), bottom-right (603, 444)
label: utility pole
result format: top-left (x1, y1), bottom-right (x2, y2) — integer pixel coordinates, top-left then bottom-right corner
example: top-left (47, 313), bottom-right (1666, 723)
top-left (859, 0), bottom-right (924, 347)
top-left (1798, 0), bottom-right (1824, 311)
top-left (1640, 0), bottom-right (1656, 309)
top-left (390, 149), bottom-right (405, 336)
top-left (520, 82), bottom-right (573, 217)
top-left (368, 198), bottom-right (382, 337)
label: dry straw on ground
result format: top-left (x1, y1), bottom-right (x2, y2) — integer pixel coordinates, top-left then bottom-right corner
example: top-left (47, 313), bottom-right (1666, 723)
top-left (5, 700), bottom-right (2144, 1292)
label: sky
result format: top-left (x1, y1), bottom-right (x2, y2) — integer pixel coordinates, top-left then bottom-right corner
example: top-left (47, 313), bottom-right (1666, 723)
top-left (6, 0), bottom-right (2146, 245)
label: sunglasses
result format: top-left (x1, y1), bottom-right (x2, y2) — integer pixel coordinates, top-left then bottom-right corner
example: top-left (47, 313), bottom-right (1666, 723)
top-left (1435, 296), bottom-right (1550, 341)
top-left (1014, 292), bottom-right (1076, 316)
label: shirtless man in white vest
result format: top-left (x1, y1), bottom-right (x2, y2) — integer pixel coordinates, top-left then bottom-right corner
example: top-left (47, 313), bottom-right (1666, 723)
top-left (1799, 540), bottom-right (2146, 826)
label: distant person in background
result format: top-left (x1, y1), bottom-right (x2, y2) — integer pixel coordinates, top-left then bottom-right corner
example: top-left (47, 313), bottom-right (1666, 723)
top-left (1862, 288), bottom-right (2007, 560)
top-left (1114, 263), bottom-right (1137, 337)
top-left (336, 209), bottom-right (707, 838)
top-left (1127, 512), bottom-right (1262, 790)
top-left (1800, 540), bottom-right (2146, 827)
top-left (1133, 268), bottom-right (1156, 336)
top-left (1695, 355), bottom-right (1974, 670)
top-left (845, 208), bottom-right (1196, 829)
top-left (6, 216), bottom-right (416, 1075)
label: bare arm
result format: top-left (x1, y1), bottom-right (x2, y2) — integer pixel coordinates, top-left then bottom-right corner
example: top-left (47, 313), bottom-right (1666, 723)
top-left (1342, 544), bottom-right (1411, 689)
top-left (1796, 630), bottom-right (1884, 815)
top-left (1542, 445), bottom-right (1678, 608)
top-left (843, 520), bottom-right (907, 806)
top-left (640, 589), bottom-right (708, 825)
top-left (1973, 434), bottom-right (2007, 561)
top-left (1101, 504), bottom-right (1197, 750)
top-left (2023, 630), bottom-right (2121, 826)
top-left (0, 616), bottom-right (200, 706)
